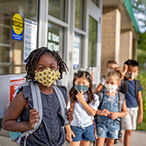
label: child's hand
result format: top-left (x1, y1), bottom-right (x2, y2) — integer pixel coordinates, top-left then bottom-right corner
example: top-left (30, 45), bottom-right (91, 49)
top-left (76, 91), bottom-right (84, 103)
top-left (101, 109), bottom-right (110, 116)
top-left (109, 112), bottom-right (118, 120)
top-left (65, 125), bottom-right (75, 142)
top-left (67, 108), bottom-right (73, 124)
top-left (138, 114), bottom-right (143, 124)
top-left (28, 109), bottom-right (40, 129)
top-left (123, 64), bottom-right (128, 75)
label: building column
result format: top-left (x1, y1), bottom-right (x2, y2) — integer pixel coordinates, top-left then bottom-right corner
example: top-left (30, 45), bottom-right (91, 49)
top-left (101, 7), bottom-right (121, 75)
top-left (119, 30), bottom-right (133, 68)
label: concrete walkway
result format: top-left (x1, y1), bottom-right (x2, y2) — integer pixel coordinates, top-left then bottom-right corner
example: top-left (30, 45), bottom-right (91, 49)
top-left (0, 129), bottom-right (145, 146)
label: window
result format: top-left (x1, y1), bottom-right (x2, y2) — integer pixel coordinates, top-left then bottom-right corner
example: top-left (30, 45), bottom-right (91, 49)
top-left (75, 0), bottom-right (85, 30)
top-left (48, 0), bottom-right (67, 22)
top-left (91, 0), bottom-right (100, 8)
top-left (47, 22), bottom-right (64, 56)
top-left (88, 16), bottom-right (97, 67)
top-left (0, 0), bottom-right (38, 75)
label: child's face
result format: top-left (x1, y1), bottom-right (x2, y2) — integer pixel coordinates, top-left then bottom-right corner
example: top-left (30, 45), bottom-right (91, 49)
top-left (105, 76), bottom-right (120, 86)
top-left (105, 76), bottom-right (120, 93)
top-left (36, 54), bottom-right (59, 71)
top-left (126, 65), bottom-right (139, 81)
top-left (107, 63), bottom-right (118, 72)
top-left (75, 77), bottom-right (90, 87)
top-left (74, 77), bottom-right (90, 93)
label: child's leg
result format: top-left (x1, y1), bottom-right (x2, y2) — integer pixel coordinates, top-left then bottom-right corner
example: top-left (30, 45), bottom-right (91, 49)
top-left (124, 130), bottom-right (132, 146)
top-left (96, 137), bottom-right (105, 146)
top-left (106, 138), bottom-right (115, 146)
top-left (80, 140), bottom-right (90, 146)
top-left (70, 141), bottom-right (81, 146)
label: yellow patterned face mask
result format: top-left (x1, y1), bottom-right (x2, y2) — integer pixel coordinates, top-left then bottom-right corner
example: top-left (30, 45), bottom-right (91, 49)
top-left (34, 67), bottom-right (60, 87)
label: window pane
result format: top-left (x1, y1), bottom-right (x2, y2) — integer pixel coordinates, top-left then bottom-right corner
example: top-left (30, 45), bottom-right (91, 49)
top-left (88, 16), bottom-right (97, 67)
top-left (75, 0), bottom-right (84, 30)
top-left (48, 0), bottom-right (66, 22)
top-left (47, 22), bottom-right (63, 55)
top-left (91, 0), bottom-right (100, 7)
top-left (0, 0), bottom-right (38, 75)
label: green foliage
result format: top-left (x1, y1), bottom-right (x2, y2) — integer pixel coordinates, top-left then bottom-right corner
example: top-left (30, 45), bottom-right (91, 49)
top-left (136, 71), bottom-right (146, 130)
top-left (131, 0), bottom-right (146, 31)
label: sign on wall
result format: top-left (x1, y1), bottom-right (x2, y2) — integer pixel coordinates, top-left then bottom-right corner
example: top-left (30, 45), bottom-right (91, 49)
top-left (10, 77), bottom-right (25, 103)
top-left (12, 13), bottom-right (23, 41)
top-left (24, 18), bottom-right (37, 63)
top-left (73, 34), bottom-right (80, 69)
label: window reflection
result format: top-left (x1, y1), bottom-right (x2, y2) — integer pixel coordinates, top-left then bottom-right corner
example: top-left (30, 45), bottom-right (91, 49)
top-left (88, 16), bottom-right (97, 67)
top-left (75, 0), bottom-right (84, 30)
top-left (48, 0), bottom-right (66, 22)
top-left (0, 0), bottom-right (38, 75)
top-left (48, 22), bottom-right (63, 55)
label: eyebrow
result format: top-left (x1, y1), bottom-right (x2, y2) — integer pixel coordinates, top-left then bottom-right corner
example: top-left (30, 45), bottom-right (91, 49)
top-left (37, 63), bottom-right (56, 66)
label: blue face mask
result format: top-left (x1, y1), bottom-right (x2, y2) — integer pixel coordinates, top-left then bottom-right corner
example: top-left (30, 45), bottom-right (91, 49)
top-left (74, 84), bottom-right (89, 93)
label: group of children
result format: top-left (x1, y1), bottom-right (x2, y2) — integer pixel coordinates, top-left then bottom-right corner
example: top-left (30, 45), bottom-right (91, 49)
top-left (2, 47), bottom-right (143, 146)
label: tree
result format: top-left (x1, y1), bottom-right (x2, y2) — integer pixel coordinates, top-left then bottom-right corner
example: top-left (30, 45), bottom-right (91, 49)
top-left (131, 0), bottom-right (146, 32)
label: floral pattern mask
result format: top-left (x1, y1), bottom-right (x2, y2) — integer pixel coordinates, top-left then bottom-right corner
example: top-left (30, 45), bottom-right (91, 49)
top-left (34, 67), bottom-right (60, 87)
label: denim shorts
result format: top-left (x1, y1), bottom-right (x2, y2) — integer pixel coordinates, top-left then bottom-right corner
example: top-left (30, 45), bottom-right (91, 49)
top-left (71, 125), bottom-right (95, 142)
top-left (96, 117), bottom-right (120, 139)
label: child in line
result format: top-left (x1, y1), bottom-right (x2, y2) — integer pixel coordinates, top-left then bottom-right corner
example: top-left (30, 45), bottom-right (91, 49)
top-left (95, 60), bottom-right (118, 93)
top-left (2, 47), bottom-right (73, 146)
top-left (96, 67), bottom-right (127, 146)
top-left (121, 59), bottom-right (143, 146)
top-left (66, 70), bottom-right (99, 146)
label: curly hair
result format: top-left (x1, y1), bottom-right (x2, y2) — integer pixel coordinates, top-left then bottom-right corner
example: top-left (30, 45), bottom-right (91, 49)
top-left (25, 47), bottom-right (68, 82)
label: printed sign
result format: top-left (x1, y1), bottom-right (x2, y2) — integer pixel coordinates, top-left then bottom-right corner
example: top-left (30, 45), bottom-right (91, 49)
top-left (10, 78), bottom-right (25, 103)
top-left (73, 34), bottom-right (80, 69)
top-left (12, 13), bottom-right (23, 41)
top-left (24, 18), bottom-right (37, 63)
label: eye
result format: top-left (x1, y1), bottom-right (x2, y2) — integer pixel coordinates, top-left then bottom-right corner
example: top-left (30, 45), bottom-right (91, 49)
top-left (49, 66), bottom-right (56, 70)
top-left (38, 67), bottom-right (44, 71)
top-left (111, 82), bottom-right (114, 85)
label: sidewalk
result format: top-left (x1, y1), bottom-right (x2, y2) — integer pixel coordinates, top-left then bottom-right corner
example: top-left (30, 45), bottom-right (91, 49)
top-left (116, 130), bottom-right (146, 146)
top-left (0, 129), bottom-right (145, 146)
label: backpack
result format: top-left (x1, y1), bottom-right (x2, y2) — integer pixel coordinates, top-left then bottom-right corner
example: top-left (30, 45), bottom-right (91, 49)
top-left (120, 77), bottom-right (140, 100)
top-left (8, 81), bottom-right (68, 146)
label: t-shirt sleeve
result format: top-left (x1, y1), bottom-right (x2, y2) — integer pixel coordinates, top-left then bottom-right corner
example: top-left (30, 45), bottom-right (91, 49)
top-left (100, 76), bottom-right (105, 85)
top-left (89, 94), bottom-right (100, 110)
top-left (139, 83), bottom-right (143, 91)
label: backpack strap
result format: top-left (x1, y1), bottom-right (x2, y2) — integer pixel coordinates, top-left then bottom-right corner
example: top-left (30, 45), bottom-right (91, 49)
top-left (21, 82), bottom-right (43, 146)
top-left (118, 92), bottom-right (125, 112)
top-left (135, 80), bottom-right (140, 100)
top-left (120, 80), bottom-right (128, 95)
top-left (53, 86), bottom-right (69, 126)
top-left (97, 91), bottom-right (104, 110)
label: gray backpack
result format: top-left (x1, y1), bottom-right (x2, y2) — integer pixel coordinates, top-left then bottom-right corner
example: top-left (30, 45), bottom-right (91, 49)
top-left (9, 81), bottom-right (68, 146)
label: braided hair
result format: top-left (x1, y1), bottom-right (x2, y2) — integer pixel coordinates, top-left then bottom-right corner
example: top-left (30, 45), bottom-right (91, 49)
top-left (25, 47), bottom-right (68, 82)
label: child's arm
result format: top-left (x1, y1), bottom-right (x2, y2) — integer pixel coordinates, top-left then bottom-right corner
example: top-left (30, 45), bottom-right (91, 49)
top-left (2, 91), bottom-right (40, 132)
top-left (65, 124), bottom-right (75, 142)
top-left (94, 84), bottom-right (103, 93)
top-left (137, 91), bottom-right (143, 124)
top-left (76, 91), bottom-right (96, 116)
top-left (109, 100), bottom-right (127, 119)
top-left (96, 109), bottom-right (110, 116)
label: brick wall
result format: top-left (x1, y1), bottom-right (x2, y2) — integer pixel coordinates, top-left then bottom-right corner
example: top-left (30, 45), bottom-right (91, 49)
top-left (101, 7), bottom-right (121, 75)
top-left (119, 30), bottom-right (133, 68)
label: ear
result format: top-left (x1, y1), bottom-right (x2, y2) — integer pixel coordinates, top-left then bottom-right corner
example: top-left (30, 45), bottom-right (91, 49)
top-left (57, 66), bottom-right (60, 70)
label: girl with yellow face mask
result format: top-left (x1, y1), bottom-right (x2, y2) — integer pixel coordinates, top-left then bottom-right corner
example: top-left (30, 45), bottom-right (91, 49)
top-left (2, 47), bottom-right (74, 146)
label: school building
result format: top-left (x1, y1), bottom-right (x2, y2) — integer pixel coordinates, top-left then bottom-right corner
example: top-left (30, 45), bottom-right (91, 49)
top-left (0, 0), bottom-right (138, 120)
